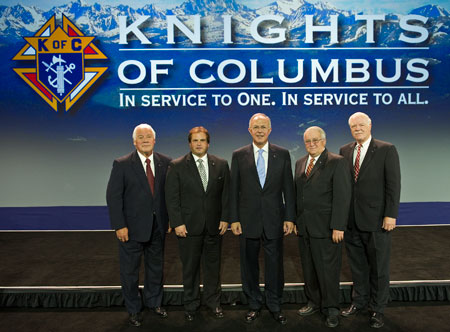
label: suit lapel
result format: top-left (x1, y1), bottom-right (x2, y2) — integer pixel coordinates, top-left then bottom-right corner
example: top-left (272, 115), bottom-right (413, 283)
top-left (297, 156), bottom-right (308, 185)
top-left (206, 156), bottom-right (217, 193)
top-left (264, 144), bottom-right (277, 189)
top-left (131, 150), bottom-right (152, 195)
top-left (307, 149), bottom-right (328, 181)
top-left (358, 139), bottom-right (376, 180)
top-left (186, 153), bottom-right (205, 192)
top-left (344, 142), bottom-right (356, 178)
top-left (246, 145), bottom-right (261, 189)
top-left (299, 157), bottom-right (307, 179)
top-left (153, 152), bottom-right (162, 196)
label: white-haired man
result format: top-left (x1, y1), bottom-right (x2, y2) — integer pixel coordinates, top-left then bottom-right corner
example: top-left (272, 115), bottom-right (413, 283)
top-left (339, 112), bottom-right (401, 328)
top-left (107, 124), bottom-right (171, 327)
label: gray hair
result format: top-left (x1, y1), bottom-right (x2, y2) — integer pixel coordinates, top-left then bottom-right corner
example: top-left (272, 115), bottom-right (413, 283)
top-left (304, 126), bottom-right (326, 139)
top-left (249, 113), bottom-right (271, 128)
top-left (348, 112), bottom-right (372, 126)
top-left (132, 123), bottom-right (156, 140)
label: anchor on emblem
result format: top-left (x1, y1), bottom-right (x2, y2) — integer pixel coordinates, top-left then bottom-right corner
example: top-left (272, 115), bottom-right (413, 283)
top-left (42, 55), bottom-right (76, 96)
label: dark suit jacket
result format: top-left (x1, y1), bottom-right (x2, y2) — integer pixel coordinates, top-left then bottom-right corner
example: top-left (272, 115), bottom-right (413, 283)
top-left (294, 149), bottom-right (351, 238)
top-left (106, 150), bottom-right (171, 242)
top-left (165, 153), bottom-right (230, 236)
top-left (339, 138), bottom-right (401, 232)
top-left (230, 143), bottom-right (295, 239)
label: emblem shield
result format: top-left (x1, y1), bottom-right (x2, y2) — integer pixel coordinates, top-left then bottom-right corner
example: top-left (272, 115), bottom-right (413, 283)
top-left (38, 53), bottom-right (84, 102)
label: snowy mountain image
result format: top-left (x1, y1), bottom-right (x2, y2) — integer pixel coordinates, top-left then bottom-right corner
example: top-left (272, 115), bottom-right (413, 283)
top-left (0, 0), bottom-right (449, 47)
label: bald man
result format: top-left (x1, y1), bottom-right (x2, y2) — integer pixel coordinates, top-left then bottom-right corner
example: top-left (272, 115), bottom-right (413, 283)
top-left (339, 112), bottom-right (401, 329)
top-left (294, 126), bottom-right (351, 328)
top-left (230, 113), bottom-right (295, 325)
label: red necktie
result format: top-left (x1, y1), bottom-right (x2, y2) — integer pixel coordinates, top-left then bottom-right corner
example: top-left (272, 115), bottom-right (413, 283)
top-left (145, 158), bottom-right (155, 195)
top-left (354, 144), bottom-right (362, 182)
top-left (306, 158), bottom-right (315, 177)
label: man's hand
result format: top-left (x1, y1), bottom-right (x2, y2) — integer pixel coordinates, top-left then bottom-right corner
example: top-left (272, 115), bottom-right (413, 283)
top-left (382, 217), bottom-right (396, 231)
top-left (231, 222), bottom-right (242, 235)
top-left (283, 221), bottom-right (294, 236)
top-left (175, 224), bottom-right (188, 237)
top-left (219, 221), bottom-right (228, 235)
top-left (332, 229), bottom-right (344, 243)
top-left (116, 227), bottom-right (129, 242)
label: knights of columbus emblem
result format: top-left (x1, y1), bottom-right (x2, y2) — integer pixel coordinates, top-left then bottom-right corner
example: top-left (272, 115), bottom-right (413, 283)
top-left (13, 14), bottom-right (108, 112)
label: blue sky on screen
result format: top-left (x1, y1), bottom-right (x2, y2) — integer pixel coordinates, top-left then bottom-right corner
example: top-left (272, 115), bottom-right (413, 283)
top-left (5, 0), bottom-right (450, 14)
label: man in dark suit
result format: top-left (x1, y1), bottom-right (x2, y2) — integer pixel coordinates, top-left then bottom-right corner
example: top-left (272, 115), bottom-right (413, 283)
top-left (106, 123), bottom-right (171, 327)
top-left (230, 113), bottom-right (295, 325)
top-left (165, 126), bottom-right (229, 321)
top-left (339, 112), bottom-right (401, 329)
top-left (294, 126), bottom-right (351, 328)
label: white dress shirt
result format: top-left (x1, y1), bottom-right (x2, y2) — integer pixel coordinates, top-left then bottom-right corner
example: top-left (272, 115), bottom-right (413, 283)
top-left (306, 152), bottom-right (322, 174)
top-left (192, 153), bottom-right (209, 183)
top-left (353, 136), bottom-right (372, 166)
top-left (137, 150), bottom-right (155, 175)
top-left (253, 142), bottom-right (268, 175)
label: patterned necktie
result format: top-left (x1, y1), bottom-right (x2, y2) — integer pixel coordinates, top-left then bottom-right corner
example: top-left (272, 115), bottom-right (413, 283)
top-left (197, 159), bottom-right (208, 191)
top-left (354, 144), bottom-right (362, 182)
top-left (306, 158), bottom-right (315, 177)
top-left (145, 158), bottom-right (155, 195)
top-left (256, 149), bottom-right (266, 187)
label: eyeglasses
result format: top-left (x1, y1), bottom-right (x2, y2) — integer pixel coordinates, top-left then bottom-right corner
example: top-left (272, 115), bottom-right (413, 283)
top-left (304, 138), bottom-right (323, 145)
top-left (251, 125), bottom-right (269, 131)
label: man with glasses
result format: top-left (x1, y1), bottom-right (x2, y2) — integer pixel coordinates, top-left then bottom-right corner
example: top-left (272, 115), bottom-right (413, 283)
top-left (294, 126), bottom-right (351, 328)
top-left (230, 113), bottom-right (295, 325)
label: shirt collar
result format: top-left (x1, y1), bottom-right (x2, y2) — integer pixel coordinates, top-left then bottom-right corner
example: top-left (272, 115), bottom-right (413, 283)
top-left (308, 152), bottom-right (322, 163)
top-left (253, 142), bottom-right (269, 154)
top-left (356, 136), bottom-right (372, 149)
top-left (192, 153), bottom-right (208, 164)
top-left (137, 150), bottom-right (153, 164)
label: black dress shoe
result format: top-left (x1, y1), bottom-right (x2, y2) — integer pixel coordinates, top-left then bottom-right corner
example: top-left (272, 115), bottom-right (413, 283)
top-left (128, 312), bottom-right (143, 327)
top-left (245, 310), bottom-right (260, 323)
top-left (370, 312), bottom-right (384, 328)
top-left (325, 315), bottom-right (339, 328)
top-left (211, 306), bottom-right (224, 318)
top-left (341, 304), bottom-right (361, 317)
top-left (185, 311), bottom-right (195, 321)
top-left (298, 305), bottom-right (319, 316)
top-left (271, 311), bottom-right (287, 325)
top-left (149, 306), bottom-right (168, 318)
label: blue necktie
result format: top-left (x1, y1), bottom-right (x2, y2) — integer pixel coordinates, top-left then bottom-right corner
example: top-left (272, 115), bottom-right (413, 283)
top-left (256, 149), bottom-right (265, 187)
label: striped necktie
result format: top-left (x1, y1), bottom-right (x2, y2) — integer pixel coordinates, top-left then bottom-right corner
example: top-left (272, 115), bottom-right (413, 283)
top-left (306, 158), bottom-right (315, 177)
top-left (354, 144), bottom-right (362, 182)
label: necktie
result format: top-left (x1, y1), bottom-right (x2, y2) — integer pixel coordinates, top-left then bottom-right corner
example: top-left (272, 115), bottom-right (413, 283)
top-left (306, 158), bottom-right (315, 177)
top-left (256, 149), bottom-right (266, 187)
top-left (197, 159), bottom-right (208, 191)
top-left (145, 158), bottom-right (155, 195)
top-left (354, 144), bottom-right (362, 182)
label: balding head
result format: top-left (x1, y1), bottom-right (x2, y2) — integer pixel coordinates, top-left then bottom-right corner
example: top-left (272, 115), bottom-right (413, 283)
top-left (248, 113), bottom-right (272, 148)
top-left (304, 126), bottom-right (326, 140)
top-left (304, 126), bottom-right (326, 158)
top-left (249, 113), bottom-right (271, 128)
